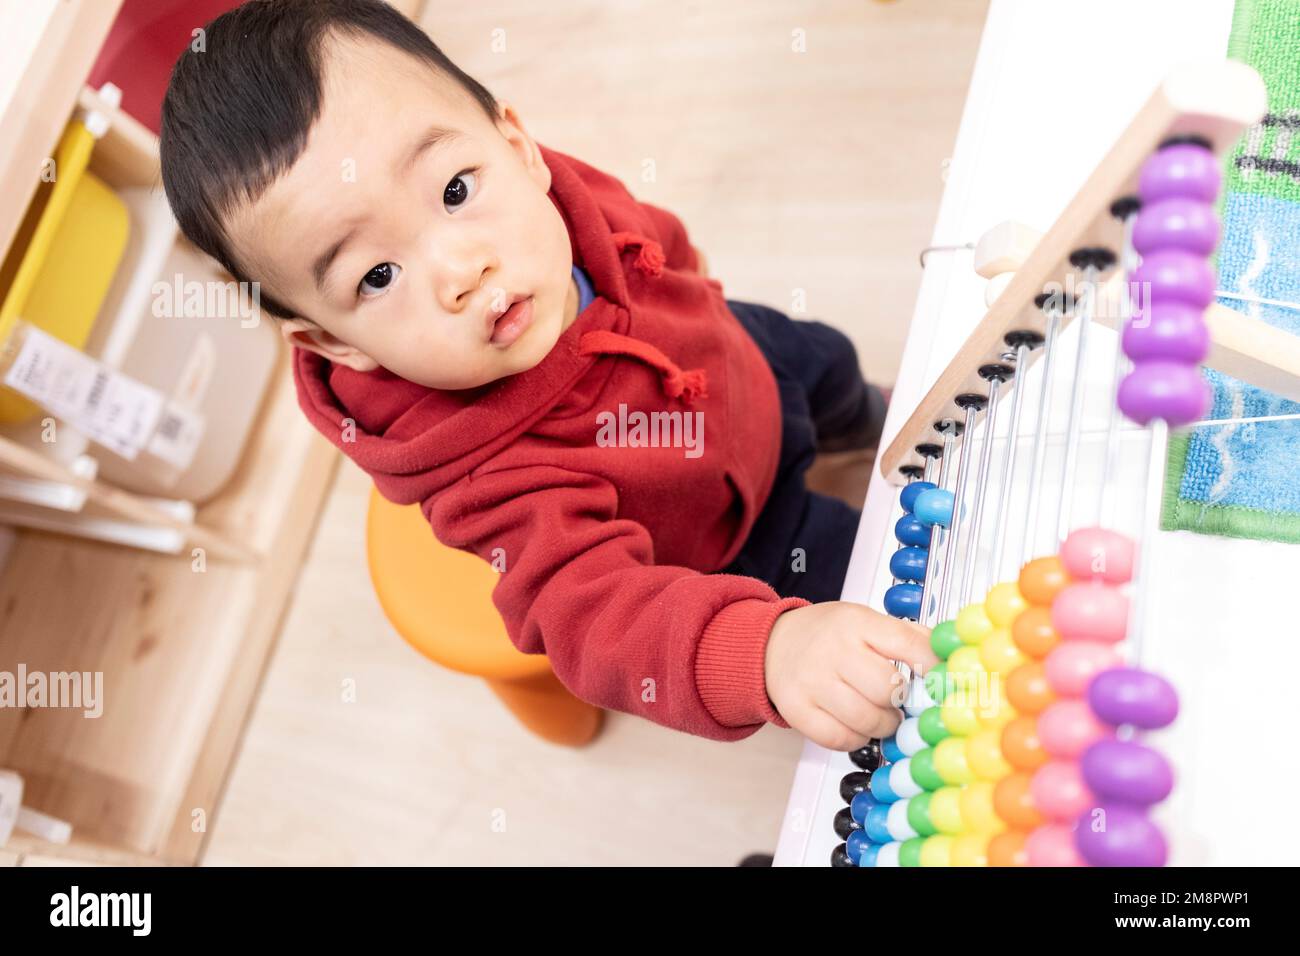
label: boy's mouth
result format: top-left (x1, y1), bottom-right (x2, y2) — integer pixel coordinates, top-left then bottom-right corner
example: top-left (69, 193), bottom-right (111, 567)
top-left (487, 295), bottom-right (534, 348)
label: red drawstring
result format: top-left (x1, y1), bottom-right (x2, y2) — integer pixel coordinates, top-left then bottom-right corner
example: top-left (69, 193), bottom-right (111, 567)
top-left (578, 330), bottom-right (709, 406)
top-left (611, 232), bottom-right (666, 278)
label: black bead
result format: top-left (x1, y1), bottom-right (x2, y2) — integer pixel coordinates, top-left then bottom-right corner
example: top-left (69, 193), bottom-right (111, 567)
top-left (849, 740), bottom-right (884, 770)
top-left (839, 771), bottom-right (874, 803)
top-left (831, 843), bottom-right (855, 868)
top-left (834, 806), bottom-right (862, 840)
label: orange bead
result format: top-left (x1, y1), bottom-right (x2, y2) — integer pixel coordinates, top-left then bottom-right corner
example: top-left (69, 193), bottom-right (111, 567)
top-left (1006, 661), bottom-right (1056, 714)
top-left (993, 772), bottom-right (1043, 829)
top-left (987, 830), bottom-right (1029, 867)
top-left (1012, 605), bottom-right (1060, 659)
top-left (1001, 715), bottom-right (1048, 771)
top-left (1018, 556), bottom-right (1069, 606)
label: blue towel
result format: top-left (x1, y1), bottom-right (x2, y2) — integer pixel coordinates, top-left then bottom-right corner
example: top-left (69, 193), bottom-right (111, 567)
top-left (1163, 0), bottom-right (1300, 543)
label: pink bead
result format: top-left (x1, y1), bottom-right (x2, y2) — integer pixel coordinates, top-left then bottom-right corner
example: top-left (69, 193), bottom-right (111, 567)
top-left (1038, 699), bottom-right (1111, 758)
top-left (1051, 581), bottom-right (1129, 643)
top-left (1044, 642), bottom-right (1124, 697)
top-left (1059, 527), bottom-right (1135, 583)
top-left (1025, 823), bottom-right (1085, 867)
top-left (1031, 760), bottom-right (1096, 820)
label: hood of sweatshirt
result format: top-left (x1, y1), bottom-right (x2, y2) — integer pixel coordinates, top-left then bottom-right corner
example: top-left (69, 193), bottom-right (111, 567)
top-left (292, 144), bottom-right (704, 506)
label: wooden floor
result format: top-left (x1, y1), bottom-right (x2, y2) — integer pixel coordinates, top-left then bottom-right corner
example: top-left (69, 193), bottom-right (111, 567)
top-left (204, 0), bottom-right (987, 866)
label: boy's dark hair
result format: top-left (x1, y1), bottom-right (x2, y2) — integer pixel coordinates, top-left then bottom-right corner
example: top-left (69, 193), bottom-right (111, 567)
top-left (160, 0), bottom-right (499, 319)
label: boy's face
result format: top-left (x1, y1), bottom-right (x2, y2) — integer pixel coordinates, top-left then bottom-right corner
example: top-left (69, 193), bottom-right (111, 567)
top-left (224, 33), bottom-right (579, 390)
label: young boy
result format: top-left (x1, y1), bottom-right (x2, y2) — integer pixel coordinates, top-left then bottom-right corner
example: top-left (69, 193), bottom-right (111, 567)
top-left (159, 0), bottom-right (935, 750)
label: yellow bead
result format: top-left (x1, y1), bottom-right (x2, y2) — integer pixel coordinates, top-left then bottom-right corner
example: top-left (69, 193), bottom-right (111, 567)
top-left (965, 728), bottom-right (1012, 780)
top-left (929, 787), bottom-right (965, 835)
top-left (978, 628), bottom-right (1028, 675)
top-left (959, 781), bottom-right (1005, 834)
top-left (977, 678), bottom-right (1017, 730)
top-left (954, 603), bottom-right (994, 646)
top-left (947, 646), bottom-right (986, 681)
top-left (934, 736), bottom-right (975, 785)
top-left (941, 699), bottom-right (980, 737)
top-left (984, 581), bottom-right (1027, 629)
top-left (950, 833), bottom-right (990, 867)
top-left (919, 835), bottom-right (954, 867)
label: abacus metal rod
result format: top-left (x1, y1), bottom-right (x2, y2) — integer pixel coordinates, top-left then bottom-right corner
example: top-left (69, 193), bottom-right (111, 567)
top-left (1056, 268), bottom-right (1101, 546)
top-left (960, 375), bottom-right (1004, 608)
top-left (919, 428), bottom-right (957, 626)
top-left (989, 344), bottom-right (1031, 588)
top-left (938, 405), bottom-right (980, 622)
top-left (1098, 216), bottom-right (1138, 529)
top-left (1126, 417), bottom-right (1168, 671)
top-left (1020, 308), bottom-right (1063, 567)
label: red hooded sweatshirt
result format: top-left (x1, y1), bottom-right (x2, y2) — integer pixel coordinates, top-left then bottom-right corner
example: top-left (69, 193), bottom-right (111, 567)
top-left (292, 144), bottom-right (811, 740)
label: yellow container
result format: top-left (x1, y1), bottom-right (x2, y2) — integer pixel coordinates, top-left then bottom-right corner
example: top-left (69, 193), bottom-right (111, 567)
top-left (0, 120), bottom-right (129, 422)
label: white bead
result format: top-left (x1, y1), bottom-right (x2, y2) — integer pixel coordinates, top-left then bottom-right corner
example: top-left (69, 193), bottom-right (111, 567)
top-left (887, 799), bottom-right (918, 841)
top-left (890, 758), bottom-right (923, 798)
top-left (875, 841), bottom-right (902, 868)
top-left (897, 717), bottom-right (926, 756)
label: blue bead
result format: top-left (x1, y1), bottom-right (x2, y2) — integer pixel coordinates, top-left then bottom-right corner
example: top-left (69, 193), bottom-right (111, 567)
top-left (899, 481), bottom-right (936, 514)
top-left (846, 829), bottom-right (872, 865)
top-left (913, 488), bottom-right (956, 528)
top-left (869, 764), bottom-right (899, 803)
top-left (850, 790), bottom-right (880, 826)
top-left (865, 803), bottom-right (893, 843)
top-left (857, 841), bottom-right (882, 867)
top-left (881, 735), bottom-right (905, 763)
top-left (895, 514), bottom-right (929, 547)
top-left (884, 583), bottom-right (922, 620)
top-left (889, 546), bottom-right (928, 582)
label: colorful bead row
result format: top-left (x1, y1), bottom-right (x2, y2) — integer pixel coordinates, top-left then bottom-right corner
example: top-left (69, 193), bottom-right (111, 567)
top-left (1117, 139), bottom-right (1221, 427)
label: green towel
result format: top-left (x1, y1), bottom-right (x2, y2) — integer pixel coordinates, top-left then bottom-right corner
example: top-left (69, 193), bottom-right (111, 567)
top-left (1161, 0), bottom-right (1300, 542)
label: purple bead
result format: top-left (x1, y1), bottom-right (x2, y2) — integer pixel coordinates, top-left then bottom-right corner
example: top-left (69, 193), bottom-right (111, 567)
top-left (1138, 143), bottom-right (1221, 204)
top-left (1132, 198), bottom-right (1219, 256)
top-left (1088, 667), bottom-right (1179, 729)
top-left (1081, 739), bottom-right (1174, 805)
top-left (1118, 360), bottom-right (1210, 426)
top-left (1074, 804), bottom-right (1169, 866)
top-left (1123, 302), bottom-right (1210, 363)
top-left (1131, 250), bottom-right (1216, 308)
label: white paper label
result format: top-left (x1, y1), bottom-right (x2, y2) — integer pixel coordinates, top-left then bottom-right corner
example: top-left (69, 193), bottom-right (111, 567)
top-left (3, 325), bottom-right (163, 460)
top-left (146, 401), bottom-right (205, 471)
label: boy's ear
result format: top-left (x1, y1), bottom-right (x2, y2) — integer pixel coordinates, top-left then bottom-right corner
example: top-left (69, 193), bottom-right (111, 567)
top-left (495, 100), bottom-right (551, 193)
top-left (278, 318), bottom-right (380, 373)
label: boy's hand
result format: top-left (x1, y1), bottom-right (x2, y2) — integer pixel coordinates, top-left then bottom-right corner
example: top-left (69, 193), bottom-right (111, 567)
top-left (764, 602), bottom-right (937, 751)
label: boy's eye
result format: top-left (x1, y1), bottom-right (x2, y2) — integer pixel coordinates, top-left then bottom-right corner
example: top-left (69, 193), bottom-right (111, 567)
top-left (359, 262), bottom-right (401, 297)
top-left (444, 169), bottom-right (478, 211)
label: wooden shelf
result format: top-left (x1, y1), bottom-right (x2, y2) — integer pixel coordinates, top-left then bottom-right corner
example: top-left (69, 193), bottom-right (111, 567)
top-left (0, 0), bottom-right (354, 864)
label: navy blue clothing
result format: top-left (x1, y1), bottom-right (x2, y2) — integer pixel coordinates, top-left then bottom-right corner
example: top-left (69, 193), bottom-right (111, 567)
top-left (717, 299), bottom-right (885, 604)
top-left (573, 264), bottom-right (596, 315)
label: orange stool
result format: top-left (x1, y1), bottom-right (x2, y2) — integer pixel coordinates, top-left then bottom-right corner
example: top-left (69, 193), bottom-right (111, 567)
top-left (365, 486), bottom-right (603, 746)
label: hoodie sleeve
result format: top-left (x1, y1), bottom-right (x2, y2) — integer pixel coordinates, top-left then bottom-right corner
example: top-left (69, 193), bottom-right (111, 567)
top-left (424, 462), bottom-right (809, 740)
top-left (637, 200), bottom-right (702, 275)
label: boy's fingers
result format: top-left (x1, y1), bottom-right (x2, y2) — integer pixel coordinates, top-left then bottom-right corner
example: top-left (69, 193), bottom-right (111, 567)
top-left (800, 708), bottom-right (871, 752)
top-left (836, 649), bottom-right (906, 711)
top-left (859, 617), bottom-right (939, 673)
top-left (818, 680), bottom-right (901, 742)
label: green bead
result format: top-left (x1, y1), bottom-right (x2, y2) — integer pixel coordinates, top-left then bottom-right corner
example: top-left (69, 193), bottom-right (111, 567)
top-left (910, 746), bottom-right (946, 791)
top-left (899, 837), bottom-right (926, 868)
top-left (907, 791), bottom-right (937, 836)
top-left (930, 620), bottom-right (963, 660)
top-left (918, 706), bottom-right (950, 746)
top-left (925, 663), bottom-right (948, 704)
